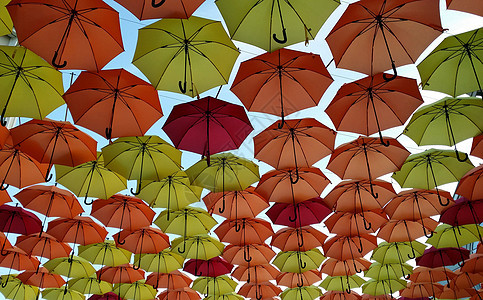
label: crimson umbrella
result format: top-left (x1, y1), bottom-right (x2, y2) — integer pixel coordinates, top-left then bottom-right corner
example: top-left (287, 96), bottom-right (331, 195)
top-left (266, 197), bottom-right (332, 227)
top-left (416, 246), bottom-right (470, 282)
top-left (163, 96), bottom-right (253, 164)
top-left (0, 204), bottom-right (42, 255)
top-left (183, 256), bottom-right (233, 277)
top-left (440, 197), bottom-right (483, 241)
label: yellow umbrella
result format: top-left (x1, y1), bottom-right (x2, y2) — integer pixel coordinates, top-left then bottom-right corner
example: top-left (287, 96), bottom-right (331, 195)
top-left (42, 288), bottom-right (85, 300)
top-left (154, 206), bottom-right (217, 237)
top-left (114, 280), bottom-right (157, 300)
top-left (44, 256), bottom-right (96, 279)
top-left (0, 0), bottom-right (12, 36)
top-left (192, 275), bottom-right (238, 296)
top-left (273, 248), bottom-right (325, 273)
top-left (320, 275), bottom-right (365, 292)
top-left (0, 275), bottom-right (39, 300)
top-left (133, 249), bottom-right (184, 273)
top-left (78, 240), bottom-right (132, 267)
top-left (68, 277), bottom-right (112, 295)
top-left (281, 286), bottom-right (323, 300)
top-left (362, 278), bottom-right (407, 296)
top-left (171, 234), bottom-right (225, 259)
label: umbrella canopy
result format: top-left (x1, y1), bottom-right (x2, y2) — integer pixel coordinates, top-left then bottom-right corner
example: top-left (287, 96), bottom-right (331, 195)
top-left (364, 262), bottom-right (413, 280)
top-left (216, 0), bottom-right (340, 52)
top-left (321, 258), bottom-right (372, 277)
top-left (42, 288), bottom-right (85, 300)
top-left (97, 264), bottom-right (145, 284)
top-left (157, 287), bottom-right (201, 300)
top-left (0, 275), bottom-right (39, 300)
top-left (326, 0), bottom-right (443, 76)
top-left (222, 243), bottom-right (276, 266)
top-left (266, 197), bottom-right (332, 228)
top-left (471, 134), bottom-right (483, 159)
top-left (362, 278), bottom-right (407, 296)
top-left (171, 234), bottom-right (225, 259)
top-left (155, 206), bottom-right (217, 236)
top-left (7, 0), bottom-right (123, 71)
top-left (46, 216), bottom-right (108, 246)
top-left (192, 275), bottom-right (237, 296)
top-left (163, 96), bottom-right (253, 162)
top-left (232, 264), bottom-right (279, 283)
top-left (133, 16), bottom-right (239, 97)
top-left (77, 241), bottom-right (132, 267)
top-left (0, 1), bottom-right (12, 36)
top-left (231, 49), bottom-right (333, 125)
top-left (0, 46), bottom-right (64, 125)
top-left (214, 218), bottom-right (273, 245)
top-left (272, 248), bottom-right (326, 273)
top-left (416, 246), bottom-right (470, 268)
top-left (446, 0), bottom-right (483, 16)
top-left (455, 165), bottom-right (483, 200)
top-left (184, 256), bottom-right (233, 277)
top-left (253, 118), bottom-right (336, 170)
top-left (277, 270), bottom-right (322, 288)
top-left (320, 275), bottom-right (365, 292)
top-left (325, 210), bottom-right (388, 236)
top-left (113, 226), bottom-right (170, 255)
top-left (202, 187), bottom-right (269, 219)
top-left (440, 197), bottom-right (483, 229)
top-left (145, 270), bottom-right (192, 290)
top-left (323, 235), bottom-right (378, 261)
top-left (44, 256), bottom-right (96, 278)
top-left (15, 232), bottom-right (71, 259)
top-left (271, 226), bottom-right (327, 252)
top-left (371, 241), bottom-right (426, 264)
top-left (377, 218), bottom-right (439, 242)
top-left (68, 277), bottom-right (113, 295)
top-left (418, 28), bottom-right (483, 96)
top-left (238, 282), bottom-right (282, 299)
top-left (133, 250), bottom-right (184, 273)
top-left (114, 0), bottom-right (205, 19)
top-left (114, 280), bottom-right (157, 300)
top-left (17, 267), bottom-right (65, 288)
top-left (426, 223), bottom-right (483, 249)
top-left (0, 204), bottom-right (42, 236)
top-left (63, 68), bottom-right (163, 140)
top-left (281, 286), bottom-right (323, 300)
top-left (409, 266), bottom-right (456, 283)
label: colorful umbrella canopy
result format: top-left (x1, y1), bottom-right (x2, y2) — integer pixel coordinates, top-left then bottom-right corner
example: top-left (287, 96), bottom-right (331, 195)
top-left (42, 288), bottom-right (85, 300)
top-left (0, 46), bottom-right (64, 125)
top-left (416, 246), bottom-right (470, 268)
top-left (155, 206), bottom-right (217, 236)
top-left (281, 286), bottom-right (323, 300)
top-left (323, 235), bottom-right (378, 261)
top-left (321, 258), bottom-right (372, 277)
top-left (426, 223), bottom-right (483, 249)
top-left (271, 226), bottom-right (327, 252)
top-left (133, 16), bottom-right (239, 97)
top-left (15, 232), bottom-right (71, 260)
top-left (326, 0), bottom-right (444, 76)
top-left (113, 226), bottom-right (170, 255)
top-left (222, 243), bottom-right (276, 266)
top-left (202, 187), bottom-right (269, 219)
top-left (377, 218), bottom-right (439, 242)
top-left (362, 278), bottom-right (407, 296)
top-left (184, 256), bottom-right (233, 277)
top-left (364, 262), bottom-right (413, 280)
top-left (0, 1), bottom-right (12, 36)
top-left (277, 270), bottom-right (322, 288)
top-left (418, 28), bottom-right (483, 96)
top-left (0, 275), bottom-right (39, 300)
top-left (232, 264), bottom-right (279, 283)
top-left (238, 282), bottom-right (282, 299)
top-left (114, 280), bottom-right (157, 300)
top-left (320, 275), bottom-right (365, 292)
top-left (114, 0), bottom-right (205, 19)
top-left (68, 277), bottom-right (112, 295)
top-left (325, 210), bottom-right (388, 236)
top-left (216, 0), bottom-right (340, 52)
top-left (44, 256), bottom-right (96, 278)
top-left (63, 68), bottom-right (163, 140)
top-left (97, 264), bottom-right (145, 284)
top-left (163, 96), bottom-right (253, 163)
top-left (46, 216), bottom-right (108, 246)
top-left (273, 248), bottom-right (326, 273)
top-left (192, 275), bottom-right (237, 296)
top-left (446, 0), bottom-right (483, 16)
top-left (0, 204), bottom-right (42, 237)
top-left (157, 287), bottom-right (201, 300)
top-left (77, 240), bottom-right (132, 267)
top-left (471, 134), bottom-right (483, 159)
top-left (266, 197), bottom-right (332, 228)
top-left (214, 218), bottom-right (273, 245)
top-left (440, 197), bottom-right (483, 230)
top-left (17, 267), bottom-right (65, 288)
top-left (371, 241), bottom-right (426, 264)
top-left (455, 165), bottom-right (483, 200)
top-left (145, 270), bottom-right (192, 290)
top-left (133, 250), bottom-right (184, 273)
top-left (171, 234), bottom-right (224, 259)
top-left (7, 0), bottom-right (124, 71)
top-left (231, 49), bottom-right (333, 125)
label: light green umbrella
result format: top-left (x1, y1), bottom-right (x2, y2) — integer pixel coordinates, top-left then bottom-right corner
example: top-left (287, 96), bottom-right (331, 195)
top-left (192, 275), bottom-right (238, 296)
top-left (0, 275), bottom-right (39, 300)
top-left (418, 28), bottom-right (482, 97)
top-left (0, 0), bottom-right (12, 36)
top-left (320, 275), bottom-right (365, 292)
top-left (134, 249), bottom-right (185, 273)
top-left (114, 280), bottom-right (157, 300)
top-left (78, 240), bottom-right (132, 267)
top-left (170, 234), bottom-right (225, 259)
top-left (42, 288), bottom-right (85, 300)
top-left (403, 97), bottom-right (483, 161)
top-left (281, 286), bottom-right (323, 300)
top-left (371, 241), bottom-right (426, 264)
top-left (365, 262), bottom-right (413, 281)
top-left (44, 256), bottom-right (96, 279)
top-left (154, 206), bottom-right (217, 236)
top-left (133, 16), bottom-right (239, 97)
top-left (204, 293), bottom-right (244, 300)
top-left (272, 248), bottom-right (325, 273)
top-left (426, 223), bottom-right (483, 249)
top-left (67, 277), bottom-right (112, 295)
top-left (362, 278), bottom-right (407, 296)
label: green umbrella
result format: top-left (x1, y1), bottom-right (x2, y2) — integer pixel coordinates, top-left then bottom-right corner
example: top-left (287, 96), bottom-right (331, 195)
top-left (171, 234), bottom-right (225, 259)
top-left (365, 262), bottom-right (413, 281)
top-left (134, 249), bottom-right (184, 273)
top-left (42, 288), bottom-right (85, 300)
top-left (192, 275), bottom-right (238, 296)
top-left (371, 241), bottom-right (425, 278)
top-left (362, 278), bottom-right (407, 296)
top-left (154, 206), bottom-right (217, 236)
top-left (418, 28), bottom-right (482, 97)
top-left (426, 223), bottom-right (483, 249)
top-left (133, 16), bottom-right (239, 97)
top-left (216, 0), bottom-right (340, 52)
top-left (392, 149), bottom-right (474, 206)
top-left (403, 97), bottom-right (483, 161)
top-left (0, 275), bottom-right (39, 300)
top-left (320, 275), bottom-right (365, 292)
top-left (114, 280), bottom-right (157, 300)
top-left (77, 240), bottom-right (132, 267)
top-left (272, 248), bottom-right (325, 273)
top-left (67, 277), bottom-right (113, 295)
top-left (281, 286), bottom-right (323, 300)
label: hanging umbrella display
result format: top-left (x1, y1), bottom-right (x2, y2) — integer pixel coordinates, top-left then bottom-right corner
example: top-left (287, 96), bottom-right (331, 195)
top-left (171, 234), bottom-right (224, 259)
top-left (145, 270), bottom-right (192, 290)
top-left (399, 282), bottom-right (444, 299)
top-left (455, 165), bottom-right (483, 200)
top-left (163, 96), bottom-right (253, 164)
top-left (323, 235), bottom-right (378, 263)
top-left (231, 49), bottom-right (333, 126)
top-left (325, 210), bottom-right (388, 236)
top-left (11, 119), bottom-right (97, 181)
top-left (133, 250), bottom-right (184, 273)
top-left (409, 266), bottom-right (456, 284)
top-left (0, 204), bottom-right (42, 255)
top-left (266, 197), bottom-right (332, 228)
top-left (138, 171), bottom-right (203, 210)
top-left (321, 290), bottom-right (362, 300)
top-left (253, 118), bottom-right (336, 170)
top-left (77, 241), bottom-right (132, 267)
top-left (55, 152), bottom-right (127, 204)
top-left (17, 267), bottom-right (65, 288)
top-left (184, 257), bottom-right (233, 277)
top-left (277, 270), bottom-right (322, 288)
top-left (114, 0), bottom-right (205, 19)
top-left (416, 246), bottom-right (470, 280)
top-left (426, 223), bottom-right (483, 251)
top-left (436, 286), bottom-right (478, 299)
top-left (133, 16), bottom-right (239, 97)
top-left (154, 206), bottom-right (217, 237)
top-left (90, 292), bottom-right (126, 300)
top-left (15, 232), bottom-right (71, 260)
top-left (7, 0), bottom-right (124, 71)
top-left (216, 0), bottom-right (340, 52)
top-left (101, 135), bottom-right (182, 195)
top-left (448, 271), bottom-right (483, 289)
top-left (97, 264), bottom-right (145, 284)
top-left (113, 227), bottom-right (170, 258)
top-left (0, 247), bottom-right (40, 283)
top-left (202, 187), bottom-right (269, 219)
top-left (63, 68), bottom-right (163, 140)
top-left (0, 46), bottom-right (64, 125)
top-left (326, 73), bottom-right (423, 143)
top-left (46, 216), bottom-right (108, 246)
top-left (364, 262), bottom-right (413, 280)
top-left (440, 198), bottom-right (483, 240)
top-left (377, 218), bottom-right (439, 242)
top-left (403, 97), bottom-right (483, 161)
top-left (222, 243), bottom-right (276, 266)
top-left (372, 241), bottom-right (426, 265)
top-left (326, 0), bottom-right (444, 76)
top-left (418, 28), bottom-right (482, 96)
top-left (446, 0), bottom-right (483, 16)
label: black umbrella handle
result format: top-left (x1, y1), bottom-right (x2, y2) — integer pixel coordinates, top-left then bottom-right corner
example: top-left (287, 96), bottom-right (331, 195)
top-left (273, 28), bottom-right (288, 44)
top-left (52, 51), bottom-right (67, 68)
top-left (152, 0), bottom-right (165, 7)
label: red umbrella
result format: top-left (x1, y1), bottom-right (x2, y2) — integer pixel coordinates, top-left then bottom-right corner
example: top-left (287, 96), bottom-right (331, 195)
top-left (7, 0), bottom-right (123, 71)
top-left (0, 204), bottom-right (42, 254)
top-left (416, 246), bottom-right (470, 281)
top-left (11, 119), bottom-right (97, 181)
top-left (440, 197), bottom-right (483, 241)
top-left (113, 0), bottom-right (205, 19)
top-left (89, 293), bottom-right (125, 300)
top-left (325, 210), bottom-right (388, 236)
top-left (202, 187), bottom-right (269, 219)
top-left (266, 197), bottom-right (331, 228)
top-left (183, 256), bottom-right (233, 277)
top-left (232, 264), bottom-right (280, 283)
top-left (456, 165), bottom-right (483, 200)
top-left (214, 218), bottom-right (273, 245)
top-left (277, 270), bottom-right (322, 288)
top-left (323, 234), bottom-right (378, 262)
top-left (63, 69), bottom-right (163, 140)
top-left (163, 96), bottom-right (253, 164)
top-left (470, 134), bottom-right (483, 159)
top-left (321, 257), bottom-right (372, 276)
top-left (146, 270), bottom-right (192, 290)
top-left (113, 226), bottom-right (170, 255)
top-left (222, 243), bottom-right (276, 266)
top-left (0, 246), bottom-right (40, 285)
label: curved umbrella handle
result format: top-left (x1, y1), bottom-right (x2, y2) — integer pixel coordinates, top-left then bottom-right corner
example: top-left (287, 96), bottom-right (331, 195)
top-left (289, 168), bottom-right (300, 184)
top-left (178, 81), bottom-right (187, 94)
top-left (382, 63), bottom-right (397, 82)
top-left (218, 195), bottom-right (226, 214)
top-left (362, 215), bottom-right (372, 231)
top-left (84, 195), bottom-right (94, 206)
top-left (45, 171), bottom-right (53, 182)
top-left (455, 148), bottom-right (469, 162)
top-left (356, 236), bottom-right (364, 254)
top-left (369, 182), bottom-right (379, 199)
top-left (378, 133), bottom-right (390, 147)
top-left (0, 108), bottom-right (7, 127)
top-left (0, 275), bottom-right (8, 288)
top-left (244, 246), bottom-right (252, 262)
top-left (116, 233), bottom-right (126, 245)
top-left (404, 273), bottom-right (411, 280)
top-left (234, 220), bottom-right (242, 232)
top-left (297, 275), bottom-right (304, 287)
top-left (0, 183), bottom-right (9, 191)
top-left (255, 285), bottom-right (262, 300)
top-left (52, 51), bottom-right (67, 69)
top-left (277, 113), bottom-right (286, 129)
top-left (130, 181), bottom-right (142, 196)
top-left (299, 259), bottom-right (306, 269)
top-left (273, 28), bottom-right (288, 44)
top-left (177, 240), bottom-right (186, 254)
top-left (151, 0), bottom-right (165, 7)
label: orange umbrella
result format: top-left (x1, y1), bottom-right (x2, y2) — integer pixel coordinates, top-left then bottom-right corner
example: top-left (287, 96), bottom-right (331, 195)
top-left (409, 266), bottom-right (456, 283)
top-left (238, 282), bottom-right (282, 299)
top-left (91, 194), bottom-right (155, 244)
top-left (449, 271), bottom-right (483, 289)
top-left (325, 210), bottom-right (388, 236)
top-left (461, 253), bottom-right (483, 274)
top-left (400, 282), bottom-right (444, 298)
top-left (63, 69), bottom-right (163, 140)
top-left (446, 0), bottom-right (483, 16)
top-left (15, 232), bottom-right (71, 260)
top-left (17, 267), bottom-right (65, 288)
top-left (7, 0), bottom-right (123, 71)
top-left (253, 118), bottom-right (336, 170)
top-left (113, 226), bottom-right (170, 254)
top-left (377, 218), bottom-right (439, 242)
top-left (0, 232), bottom-right (11, 253)
top-left (325, 73), bottom-right (423, 142)
top-left (0, 246), bottom-right (40, 284)
top-left (0, 190), bottom-right (11, 206)
top-left (114, 0), bottom-right (205, 19)
top-left (146, 270), bottom-right (192, 290)
top-left (455, 165), bottom-right (483, 200)
top-left (0, 143), bottom-right (48, 189)
top-left (214, 218), bottom-right (273, 245)
top-left (222, 244), bottom-right (276, 266)
top-left (11, 119), bottom-right (97, 181)
top-left (231, 48), bottom-right (332, 126)
top-left (321, 258), bottom-right (372, 277)
top-left (232, 264), bottom-right (280, 283)
top-left (97, 264), bottom-right (145, 284)
top-left (271, 226), bottom-right (327, 252)
top-left (202, 187), bottom-right (269, 219)
top-left (436, 286), bottom-right (477, 299)
top-left (326, 0), bottom-right (443, 76)
top-left (323, 234), bottom-right (378, 263)
top-left (157, 287), bottom-right (201, 300)
top-left (471, 134), bottom-right (483, 159)
top-left (327, 137), bottom-right (409, 197)
top-left (276, 270), bottom-right (322, 288)
top-left (46, 216), bottom-right (108, 246)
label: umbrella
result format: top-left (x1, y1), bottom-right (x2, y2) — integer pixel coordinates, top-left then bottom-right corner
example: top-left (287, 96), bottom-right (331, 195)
top-left (0, 46), bottom-right (64, 125)
top-left (238, 282), bottom-right (282, 300)
top-left (277, 270), bottom-right (322, 288)
top-left (158, 287), bottom-right (201, 300)
top-left (0, 275), bottom-right (39, 300)
top-left (138, 170), bottom-right (203, 210)
top-left (15, 232), bottom-right (71, 260)
top-left (0, 247), bottom-right (40, 285)
top-left (323, 235), bottom-right (378, 268)
top-left (192, 275), bottom-right (237, 296)
top-left (0, 204), bottom-right (42, 254)
top-left (46, 216), bottom-right (107, 247)
top-left (281, 286), bottom-right (322, 300)
top-left (392, 149), bottom-right (474, 206)
top-left (272, 248), bottom-right (326, 273)
top-left (321, 258), bottom-right (372, 277)
top-left (266, 197), bottom-right (332, 228)
top-left (114, 0), bottom-right (205, 19)
top-left (68, 277), bottom-right (113, 295)
top-left (426, 224), bottom-right (483, 251)
top-left (403, 97), bottom-right (483, 161)
top-left (231, 49), bottom-right (333, 126)
top-left (416, 246), bottom-right (470, 281)
top-left (362, 279), bottom-right (407, 296)
top-left (409, 266), bottom-right (456, 284)
top-left (113, 226), bottom-right (170, 258)
top-left (365, 262), bottom-right (413, 280)
top-left (448, 271), bottom-right (483, 290)
top-left (42, 288), bottom-right (85, 300)
top-left (446, 0), bottom-right (483, 16)
top-left (133, 16), bottom-right (239, 97)
top-left (184, 256), bottom-right (233, 277)
top-left (11, 119), bottom-right (97, 181)
top-left (471, 134), bottom-right (483, 159)
top-left (418, 28), bottom-right (482, 96)
top-left (436, 286), bottom-right (478, 299)
top-left (63, 68), bottom-right (163, 140)
top-left (7, 0), bottom-right (123, 71)
top-left (325, 210), bottom-right (388, 236)
top-left (216, 0), bottom-right (340, 52)
top-left (0, 2), bottom-right (12, 36)
top-left (215, 218), bottom-right (273, 246)
top-left (133, 250), bottom-right (184, 273)
top-left (320, 275), bottom-right (365, 292)
top-left (222, 243), bottom-right (276, 266)
top-left (145, 270), bottom-right (192, 290)
top-left (154, 206), bottom-right (217, 237)
top-left (90, 292), bottom-right (125, 300)
top-left (326, 72), bottom-right (423, 143)
top-left (17, 267), bottom-right (65, 288)
top-left (321, 291), bottom-right (362, 300)
top-left (162, 96), bottom-right (253, 164)
top-left (371, 241), bottom-right (426, 264)
top-left (326, 0), bottom-right (443, 76)
top-left (377, 218), bottom-right (439, 242)
top-left (101, 135), bottom-right (182, 195)
top-left (400, 283), bottom-right (444, 299)
top-left (455, 165), bottom-right (483, 200)
top-left (232, 264), bottom-right (279, 283)
top-left (461, 253), bottom-right (483, 273)
top-left (271, 226), bottom-right (327, 251)
top-left (55, 152), bottom-right (127, 204)
top-left (97, 264), bottom-right (145, 284)
top-left (91, 194), bottom-right (155, 244)
top-left (114, 280), bottom-right (157, 300)
top-left (77, 241), bottom-right (132, 267)
top-left (171, 234), bottom-right (224, 259)
top-left (44, 256), bottom-right (96, 278)
top-left (253, 118), bottom-right (336, 170)
top-left (327, 137), bottom-right (409, 198)
top-left (440, 197), bottom-right (483, 240)
top-left (202, 187), bottom-right (269, 219)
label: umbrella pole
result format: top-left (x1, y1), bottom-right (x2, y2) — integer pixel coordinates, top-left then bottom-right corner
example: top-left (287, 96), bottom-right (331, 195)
top-left (178, 44), bottom-right (188, 94)
top-left (277, 59), bottom-right (286, 129)
top-left (288, 174), bottom-right (299, 223)
top-left (352, 211), bottom-right (365, 253)
top-left (289, 130), bottom-right (300, 184)
top-left (206, 103), bottom-right (211, 166)
top-left (0, 149), bottom-right (17, 190)
top-left (437, 251), bottom-right (452, 286)
top-left (444, 105), bottom-right (468, 162)
top-left (115, 201), bottom-right (128, 245)
top-left (45, 129), bottom-right (62, 182)
top-left (105, 89), bottom-right (120, 141)
top-left (0, 212), bottom-right (15, 255)
top-left (342, 261), bottom-right (352, 293)
top-left (83, 163), bottom-right (96, 205)
top-left (130, 146), bottom-right (146, 195)
top-left (348, 238), bottom-right (363, 273)
top-left (51, 11), bottom-right (77, 69)
top-left (394, 243), bottom-right (409, 279)
top-left (167, 176), bottom-right (172, 220)
top-left (219, 159), bottom-right (227, 213)
top-left (273, 0), bottom-right (288, 44)
top-left (368, 89), bottom-right (390, 146)
top-left (39, 192), bottom-right (55, 236)
top-left (377, 22), bottom-right (397, 82)
top-left (468, 201), bottom-right (483, 242)
top-left (296, 250), bottom-right (306, 270)
top-left (356, 183), bottom-right (372, 230)
top-left (413, 192), bottom-right (433, 238)
top-left (244, 244), bottom-right (252, 263)
top-left (402, 221), bottom-right (417, 261)
top-left (0, 69), bottom-right (22, 126)
top-left (451, 227), bottom-right (466, 267)
top-left (0, 252), bottom-right (16, 287)
top-left (362, 144), bottom-right (379, 199)
top-left (426, 157), bottom-right (450, 206)
top-left (235, 192), bottom-right (242, 232)
top-left (133, 231), bottom-right (145, 270)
